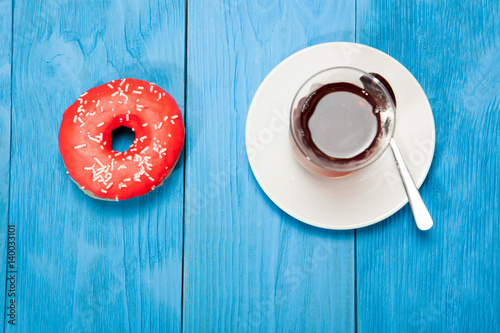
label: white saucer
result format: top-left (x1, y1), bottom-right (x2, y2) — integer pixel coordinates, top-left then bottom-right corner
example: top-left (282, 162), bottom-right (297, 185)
top-left (245, 42), bottom-right (435, 230)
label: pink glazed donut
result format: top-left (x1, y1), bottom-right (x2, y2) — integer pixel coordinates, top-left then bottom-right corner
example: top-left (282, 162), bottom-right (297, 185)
top-left (59, 78), bottom-right (185, 201)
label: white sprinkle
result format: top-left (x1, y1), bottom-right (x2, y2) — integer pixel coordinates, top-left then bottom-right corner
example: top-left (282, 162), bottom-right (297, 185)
top-left (132, 90), bottom-right (142, 94)
top-left (142, 123), bottom-right (148, 127)
top-left (157, 93), bottom-right (162, 100)
top-left (148, 176), bottom-right (154, 181)
top-left (106, 182), bottom-right (113, 189)
top-left (80, 92), bottom-right (88, 97)
top-left (108, 100), bottom-right (113, 104)
top-left (151, 185), bottom-right (156, 190)
top-left (97, 122), bottom-right (104, 127)
top-left (172, 115), bottom-right (179, 119)
top-left (162, 92), bottom-right (165, 96)
top-left (115, 197), bottom-right (119, 202)
top-left (100, 106), bottom-right (104, 112)
top-left (163, 116), bottom-right (169, 121)
top-left (89, 112), bottom-right (96, 116)
top-left (80, 123), bottom-right (85, 128)
top-left (126, 114), bottom-right (129, 121)
top-left (74, 144), bottom-right (87, 149)
top-left (123, 178), bottom-right (131, 182)
top-left (118, 165), bottom-right (126, 170)
top-left (150, 85), bottom-right (154, 93)
top-left (101, 189), bottom-right (108, 194)
top-left (170, 120), bottom-right (175, 124)
top-left (96, 100), bottom-right (101, 107)
top-left (157, 122), bottom-right (162, 129)
top-left (87, 134), bottom-right (101, 143)
top-left (111, 91), bottom-right (119, 97)
top-left (73, 115), bottom-right (78, 123)
top-left (93, 157), bottom-right (104, 167)
top-left (140, 147), bottom-right (149, 154)
top-left (120, 79), bottom-right (126, 86)
top-left (139, 136), bottom-right (147, 142)
top-left (138, 86), bottom-right (144, 90)
top-left (81, 186), bottom-right (85, 189)
top-left (125, 84), bottom-right (129, 92)
top-left (107, 83), bottom-right (114, 89)
top-left (115, 152), bottom-right (122, 156)
top-left (168, 133), bottom-right (172, 137)
top-left (100, 145), bottom-right (104, 149)
top-left (126, 156), bottom-right (132, 160)
top-left (154, 124), bottom-right (157, 130)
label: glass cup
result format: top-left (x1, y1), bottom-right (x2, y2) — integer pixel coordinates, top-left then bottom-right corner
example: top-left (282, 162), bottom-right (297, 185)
top-left (290, 67), bottom-right (396, 177)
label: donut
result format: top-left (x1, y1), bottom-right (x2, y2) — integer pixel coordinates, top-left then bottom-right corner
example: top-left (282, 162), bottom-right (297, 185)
top-left (59, 78), bottom-right (185, 201)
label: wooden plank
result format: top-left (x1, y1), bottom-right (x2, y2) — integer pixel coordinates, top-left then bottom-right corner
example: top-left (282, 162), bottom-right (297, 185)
top-left (184, 1), bottom-right (355, 331)
top-left (10, 0), bottom-right (185, 331)
top-left (0, 0), bottom-right (12, 329)
top-left (356, 0), bottom-right (500, 331)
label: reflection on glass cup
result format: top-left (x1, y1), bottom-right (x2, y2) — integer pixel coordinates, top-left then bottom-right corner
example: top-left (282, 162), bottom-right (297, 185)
top-left (290, 67), bottom-right (396, 177)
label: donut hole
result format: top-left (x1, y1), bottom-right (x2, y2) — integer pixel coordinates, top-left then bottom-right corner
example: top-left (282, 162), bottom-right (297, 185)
top-left (111, 126), bottom-right (135, 152)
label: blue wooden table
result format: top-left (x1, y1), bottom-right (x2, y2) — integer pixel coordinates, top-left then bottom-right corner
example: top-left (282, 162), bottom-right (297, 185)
top-left (1, 0), bottom-right (499, 332)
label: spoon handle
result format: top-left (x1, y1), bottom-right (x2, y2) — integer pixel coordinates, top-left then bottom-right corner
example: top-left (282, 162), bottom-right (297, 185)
top-left (389, 138), bottom-right (433, 230)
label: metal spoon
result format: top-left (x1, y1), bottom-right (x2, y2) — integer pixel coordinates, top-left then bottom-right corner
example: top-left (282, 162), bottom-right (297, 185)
top-left (370, 73), bottom-right (433, 230)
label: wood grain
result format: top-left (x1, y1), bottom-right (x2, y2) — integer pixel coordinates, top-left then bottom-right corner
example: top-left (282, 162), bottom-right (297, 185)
top-left (184, 0), bottom-right (356, 331)
top-left (9, 0), bottom-right (185, 331)
top-left (0, 0), bottom-right (12, 328)
top-left (356, 0), bottom-right (500, 331)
